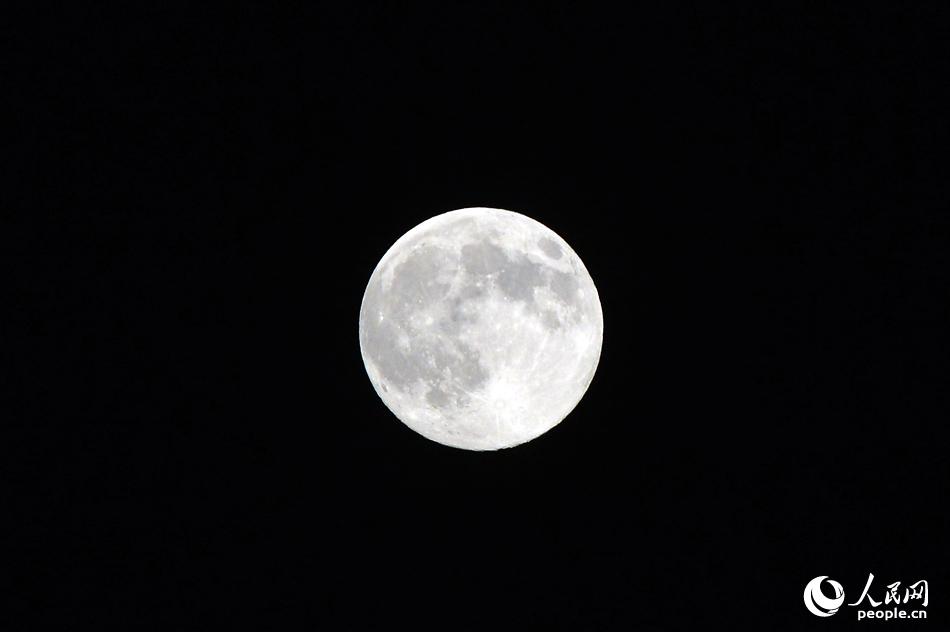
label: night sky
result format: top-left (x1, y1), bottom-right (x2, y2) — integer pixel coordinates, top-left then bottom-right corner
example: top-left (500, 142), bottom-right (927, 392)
top-left (8, 3), bottom-right (950, 629)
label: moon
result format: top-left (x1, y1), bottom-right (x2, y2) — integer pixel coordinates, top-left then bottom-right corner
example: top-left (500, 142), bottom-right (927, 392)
top-left (358, 207), bottom-right (603, 450)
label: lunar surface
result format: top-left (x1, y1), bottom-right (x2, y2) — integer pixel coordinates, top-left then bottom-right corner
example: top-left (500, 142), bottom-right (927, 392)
top-left (359, 207), bottom-right (603, 450)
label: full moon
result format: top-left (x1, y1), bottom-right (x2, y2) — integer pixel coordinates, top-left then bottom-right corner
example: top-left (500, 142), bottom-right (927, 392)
top-left (359, 207), bottom-right (603, 450)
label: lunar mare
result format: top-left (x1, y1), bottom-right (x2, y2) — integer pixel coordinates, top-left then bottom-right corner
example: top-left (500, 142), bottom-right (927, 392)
top-left (359, 207), bottom-right (603, 450)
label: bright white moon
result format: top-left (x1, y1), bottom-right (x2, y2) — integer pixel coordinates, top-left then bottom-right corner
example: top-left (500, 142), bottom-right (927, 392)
top-left (359, 207), bottom-right (603, 450)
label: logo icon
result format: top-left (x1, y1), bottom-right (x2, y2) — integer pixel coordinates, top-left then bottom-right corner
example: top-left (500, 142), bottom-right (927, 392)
top-left (804, 576), bottom-right (846, 617)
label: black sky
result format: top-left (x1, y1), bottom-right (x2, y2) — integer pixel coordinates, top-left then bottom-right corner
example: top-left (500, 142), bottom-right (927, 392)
top-left (7, 3), bottom-right (950, 630)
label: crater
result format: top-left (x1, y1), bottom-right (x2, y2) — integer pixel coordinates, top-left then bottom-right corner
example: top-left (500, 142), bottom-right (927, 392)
top-left (461, 241), bottom-right (509, 276)
top-left (440, 291), bottom-right (481, 336)
top-left (549, 270), bottom-right (579, 304)
top-left (388, 244), bottom-right (455, 317)
top-left (538, 237), bottom-right (562, 259)
top-left (497, 257), bottom-right (545, 303)
top-left (461, 239), bottom-right (550, 304)
top-left (541, 309), bottom-right (561, 329)
top-left (426, 387), bottom-right (451, 409)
